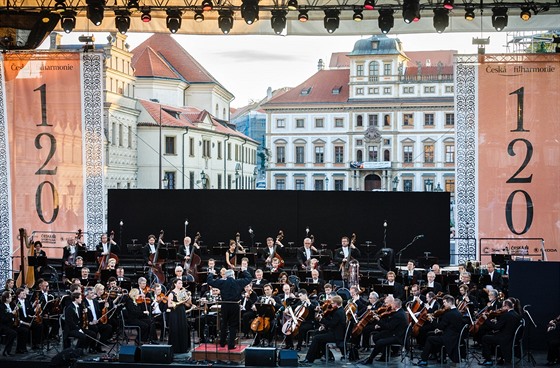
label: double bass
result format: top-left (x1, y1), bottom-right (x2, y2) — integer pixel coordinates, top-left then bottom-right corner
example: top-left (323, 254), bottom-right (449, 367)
top-left (266, 230), bottom-right (285, 269)
top-left (184, 232), bottom-right (201, 282)
top-left (149, 230), bottom-right (166, 283)
top-left (96, 231), bottom-right (119, 278)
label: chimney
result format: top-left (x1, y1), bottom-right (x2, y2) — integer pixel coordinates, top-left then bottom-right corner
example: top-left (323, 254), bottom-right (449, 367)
top-left (317, 58), bottom-right (325, 71)
top-left (49, 32), bottom-right (62, 50)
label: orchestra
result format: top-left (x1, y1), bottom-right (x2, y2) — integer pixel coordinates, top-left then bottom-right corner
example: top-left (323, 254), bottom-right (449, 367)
top-left (0, 229), bottom-right (549, 367)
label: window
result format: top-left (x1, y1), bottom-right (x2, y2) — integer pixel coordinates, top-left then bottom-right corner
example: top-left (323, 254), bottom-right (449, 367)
top-left (332, 87), bottom-right (342, 95)
top-left (445, 144), bottom-right (455, 163)
top-left (356, 115), bottom-right (363, 127)
top-left (356, 139), bottom-right (363, 146)
top-left (189, 171), bottom-right (195, 189)
top-left (314, 146), bottom-right (324, 163)
top-left (276, 118), bottom-right (286, 128)
top-left (368, 146), bottom-right (378, 161)
top-left (335, 118), bottom-right (344, 128)
top-left (445, 85), bottom-right (454, 93)
top-left (127, 126), bottom-right (132, 148)
top-left (300, 87), bottom-right (312, 96)
top-left (356, 149), bottom-right (363, 161)
top-left (368, 87), bottom-right (374, 94)
top-left (276, 178), bottom-right (286, 190)
top-left (383, 87), bottom-right (391, 95)
top-left (189, 137), bottom-right (194, 156)
top-left (445, 179), bottom-right (455, 193)
top-left (163, 172), bottom-right (175, 189)
top-left (202, 139), bottom-right (211, 158)
top-left (403, 113), bottom-right (414, 126)
top-left (384, 149), bottom-right (390, 161)
top-left (424, 178), bottom-right (434, 191)
top-left (217, 174), bottom-right (222, 189)
top-left (228, 174), bottom-right (232, 189)
top-left (383, 138), bottom-right (391, 145)
top-left (424, 144), bottom-right (434, 163)
top-left (356, 87), bottom-right (364, 95)
top-left (111, 122), bottom-right (117, 146)
top-left (334, 179), bottom-right (344, 191)
top-left (296, 119), bottom-right (305, 128)
top-left (295, 179), bottom-right (305, 190)
top-left (165, 136), bottom-right (176, 154)
top-left (424, 113), bottom-right (435, 126)
top-left (356, 64), bottom-right (364, 76)
top-left (295, 146), bottom-right (305, 164)
top-left (383, 63), bottom-right (391, 76)
top-left (384, 114), bottom-right (391, 126)
top-left (227, 142), bottom-right (232, 160)
top-left (315, 118), bottom-right (324, 128)
top-left (334, 146), bottom-right (344, 163)
top-left (403, 146), bottom-right (413, 163)
top-left (445, 113), bottom-right (455, 126)
top-left (424, 86), bottom-right (436, 93)
top-left (368, 114), bottom-right (378, 126)
top-left (314, 179), bottom-right (325, 191)
top-left (403, 86), bottom-right (414, 94)
top-left (403, 179), bottom-right (413, 192)
top-left (373, 87), bottom-right (379, 94)
top-left (369, 62), bottom-right (379, 81)
top-left (217, 141), bottom-right (222, 159)
top-left (276, 146), bottom-right (286, 163)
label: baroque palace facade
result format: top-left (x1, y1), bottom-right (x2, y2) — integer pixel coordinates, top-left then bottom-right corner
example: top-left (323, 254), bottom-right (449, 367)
top-left (262, 35), bottom-right (456, 196)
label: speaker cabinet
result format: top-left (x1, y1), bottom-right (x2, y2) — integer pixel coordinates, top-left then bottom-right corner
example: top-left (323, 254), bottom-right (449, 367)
top-left (245, 347), bottom-right (277, 367)
top-left (278, 348), bottom-right (299, 366)
top-left (140, 344), bottom-right (174, 364)
top-left (119, 345), bottom-right (139, 363)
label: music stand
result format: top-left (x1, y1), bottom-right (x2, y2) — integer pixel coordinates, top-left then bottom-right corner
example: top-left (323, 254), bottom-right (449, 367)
top-left (81, 250), bottom-right (97, 263)
top-left (448, 284), bottom-right (460, 297)
top-left (28, 255), bottom-right (47, 268)
top-left (100, 269), bottom-right (117, 284)
top-left (298, 282), bottom-right (324, 296)
top-left (118, 280), bottom-right (131, 291)
top-left (373, 284), bottom-right (395, 297)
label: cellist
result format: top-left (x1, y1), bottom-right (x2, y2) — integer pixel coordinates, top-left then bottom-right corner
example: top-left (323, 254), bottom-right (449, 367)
top-left (350, 291), bottom-right (383, 352)
top-left (284, 289), bottom-right (317, 351)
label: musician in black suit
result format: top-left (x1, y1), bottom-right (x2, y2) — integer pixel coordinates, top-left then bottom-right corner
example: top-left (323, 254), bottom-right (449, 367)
top-left (31, 241), bottom-right (48, 280)
top-left (402, 260), bottom-right (422, 288)
top-left (142, 234), bottom-right (162, 266)
top-left (482, 262), bottom-right (503, 291)
top-left (416, 294), bottom-right (466, 366)
top-left (300, 295), bottom-right (346, 364)
top-left (424, 271), bottom-right (443, 295)
top-left (359, 298), bottom-right (408, 363)
top-left (252, 284), bottom-right (281, 347)
top-left (479, 298), bottom-right (522, 365)
top-left (115, 267), bottom-right (131, 284)
top-left (333, 236), bottom-right (361, 263)
top-left (349, 285), bottom-right (368, 317)
top-left (252, 269), bottom-right (268, 288)
top-left (0, 291), bottom-right (17, 356)
top-left (83, 287), bottom-right (113, 350)
top-left (96, 233), bottom-right (120, 255)
top-left (63, 236), bottom-right (86, 273)
top-left (238, 257), bottom-right (255, 278)
top-left (261, 237), bottom-right (284, 266)
top-left (240, 284), bottom-right (258, 337)
top-left (178, 236), bottom-right (200, 268)
top-left (62, 292), bottom-right (96, 350)
top-left (285, 289), bottom-right (318, 351)
top-left (352, 291), bottom-right (384, 351)
top-left (297, 238), bottom-right (318, 270)
top-left (309, 269), bottom-right (324, 287)
top-left (415, 291), bottom-right (441, 347)
top-left (385, 271), bottom-right (405, 300)
top-left (14, 287), bottom-right (42, 352)
top-left (35, 279), bottom-right (59, 339)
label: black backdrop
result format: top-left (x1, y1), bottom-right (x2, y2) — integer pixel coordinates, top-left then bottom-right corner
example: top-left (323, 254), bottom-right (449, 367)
top-left (107, 190), bottom-right (451, 264)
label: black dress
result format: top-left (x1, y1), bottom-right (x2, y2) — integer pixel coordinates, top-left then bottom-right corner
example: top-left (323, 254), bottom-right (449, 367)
top-left (168, 290), bottom-right (190, 353)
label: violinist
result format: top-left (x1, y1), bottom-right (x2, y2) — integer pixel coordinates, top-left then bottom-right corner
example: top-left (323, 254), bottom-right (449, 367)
top-left (415, 294), bottom-right (465, 366)
top-left (252, 269), bottom-right (268, 288)
top-left (80, 267), bottom-right (94, 287)
top-left (150, 283), bottom-right (167, 341)
top-left (115, 267), bottom-right (130, 285)
top-left (97, 233), bottom-right (120, 256)
top-left (137, 277), bottom-right (152, 299)
top-left (349, 285), bottom-right (367, 317)
top-left (424, 271), bottom-right (443, 295)
top-left (300, 295), bottom-right (345, 365)
top-left (124, 288), bottom-right (156, 344)
top-left (285, 289), bottom-right (318, 351)
top-left (546, 314), bottom-right (560, 366)
top-left (240, 283), bottom-right (258, 338)
top-left (359, 298), bottom-right (408, 364)
top-left (14, 287), bottom-right (42, 352)
top-left (62, 292), bottom-right (96, 351)
top-left (35, 279), bottom-right (59, 340)
top-left (84, 287), bottom-right (112, 352)
top-left (0, 291), bottom-right (17, 356)
top-left (479, 298), bottom-right (522, 366)
top-left (3, 278), bottom-right (15, 296)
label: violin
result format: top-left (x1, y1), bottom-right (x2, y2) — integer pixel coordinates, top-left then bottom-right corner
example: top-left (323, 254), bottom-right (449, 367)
top-left (155, 292), bottom-right (168, 304)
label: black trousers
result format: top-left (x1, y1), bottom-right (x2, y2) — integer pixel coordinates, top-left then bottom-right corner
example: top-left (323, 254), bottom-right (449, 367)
top-left (220, 303), bottom-right (240, 349)
top-left (89, 322), bottom-right (113, 344)
top-left (547, 329), bottom-right (560, 363)
top-left (241, 310), bottom-right (256, 335)
top-left (65, 328), bottom-right (97, 349)
top-left (286, 320), bottom-right (315, 348)
top-left (305, 330), bottom-right (338, 362)
top-left (0, 325), bottom-right (16, 353)
top-left (368, 334), bottom-right (400, 360)
top-left (482, 335), bottom-right (513, 362)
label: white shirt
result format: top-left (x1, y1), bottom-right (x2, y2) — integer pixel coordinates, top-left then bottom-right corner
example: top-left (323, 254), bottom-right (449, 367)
top-left (343, 247), bottom-right (349, 258)
top-left (70, 245), bottom-right (76, 254)
top-left (18, 299), bottom-right (27, 318)
top-left (185, 245), bottom-right (191, 256)
top-left (305, 248), bottom-right (311, 260)
top-left (101, 243), bottom-right (109, 253)
top-left (5, 303), bottom-right (12, 313)
top-left (86, 299), bottom-right (97, 320)
top-left (268, 247), bottom-right (275, 256)
top-left (149, 244), bottom-right (156, 254)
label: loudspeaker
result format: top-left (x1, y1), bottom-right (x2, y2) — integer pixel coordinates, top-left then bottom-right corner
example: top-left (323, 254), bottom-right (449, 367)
top-left (278, 349), bottom-right (298, 366)
top-left (140, 344), bottom-right (173, 364)
top-left (119, 345), bottom-right (140, 363)
top-left (245, 347), bottom-right (277, 367)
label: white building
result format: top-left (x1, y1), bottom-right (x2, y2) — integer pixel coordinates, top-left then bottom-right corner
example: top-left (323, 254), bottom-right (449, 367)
top-left (262, 35), bottom-right (456, 194)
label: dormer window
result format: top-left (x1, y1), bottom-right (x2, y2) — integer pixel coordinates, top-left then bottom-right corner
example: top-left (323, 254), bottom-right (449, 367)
top-left (371, 41), bottom-right (379, 50)
top-left (332, 86), bottom-right (342, 95)
top-left (162, 108), bottom-right (180, 119)
top-left (300, 87), bottom-right (312, 96)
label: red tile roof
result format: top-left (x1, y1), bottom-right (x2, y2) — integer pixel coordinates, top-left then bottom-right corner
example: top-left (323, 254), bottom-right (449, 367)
top-left (133, 46), bottom-right (180, 79)
top-left (406, 50), bottom-right (457, 67)
top-left (329, 52), bottom-right (350, 69)
top-left (263, 69), bottom-right (349, 105)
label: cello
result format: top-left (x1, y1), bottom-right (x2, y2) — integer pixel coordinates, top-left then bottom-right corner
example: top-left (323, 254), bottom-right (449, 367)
top-left (149, 230), bottom-right (166, 284)
top-left (282, 301), bottom-right (309, 336)
top-left (15, 228), bottom-right (35, 288)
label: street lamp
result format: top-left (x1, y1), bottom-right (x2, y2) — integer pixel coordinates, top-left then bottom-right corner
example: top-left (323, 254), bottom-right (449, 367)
top-left (392, 176), bottom-right (399, 191)
top-left (434, 183), bottom-right (443, 192)
top-left (252, 167), bottom-right (258, 189)
top-left (235, 162), bottom-right (241, 190)
top-left (201, 170), bottom-right (207, 189)
top-left (325, 177), bottom-right (329, 191)
top-left (162, 176), bottom-right (169, 189)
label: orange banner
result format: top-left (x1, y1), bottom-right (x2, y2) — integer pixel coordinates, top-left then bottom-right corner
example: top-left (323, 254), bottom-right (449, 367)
top-left (4, 52), bottom-right (84, 260)
top-left (477, 55), bottom-right (560, 261)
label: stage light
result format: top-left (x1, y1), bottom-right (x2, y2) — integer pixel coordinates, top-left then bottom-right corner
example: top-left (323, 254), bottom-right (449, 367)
top-left (54, 0), bottom-right (66, 12)
top-left (115, 10), bottom-right (131, 34)
top-left (403, 0), bottom-right (420, 23)
top-left (61, 10), bottom-right (76, 33)
top-left (520, 6), bottom-right (531, 21)
top-left (241, 0), bottom-right (259, 25)
top-left (378, 8), bottom-right (394, 34)
top-left (363, 0), bottom-right (375, 11)
top-left (492, 6), bottom-right (508, 31)
top-left (86, 0), bottom-right (105, 26)
top-left (443, 0), bottom-right (454, 10)
top-left (298, 9), bottom-right (309, 22)
top-left (353, 8), bottom-right (364, 21)
top-left (194, 10), bottom-right (204, 22)
top-left (287, 0), bottom-right (298, 11)
top-left (270, 10), bottom-right (287, 35)
top-left (166, 9), bottom-right (182, 33)
top-left (433, 8), bottom-right (449, 33)
top-left (218, 9), bottom-right (234, 34)
top-left (127, 0), bottom-right (140, 10)
top-left (464, 4), bottom-right (475, 21)
top-left (141, 9), bottom-right (151, 22)
top-left (323, 9), bottom-right (340, 34)
top-left (201, 0), bottom-right (213, 12)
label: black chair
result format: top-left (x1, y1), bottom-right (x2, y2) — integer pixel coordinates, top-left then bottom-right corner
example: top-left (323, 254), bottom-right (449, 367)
top-left (493, 319), bottom-right (525, 367)
top-left (440, 323), bottom-right (470, 365)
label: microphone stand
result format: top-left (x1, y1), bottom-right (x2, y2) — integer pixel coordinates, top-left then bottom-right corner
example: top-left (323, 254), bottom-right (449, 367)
top-left (396, 235), bottom-right (422, 271)
top-left (522, 306), bottom-right (537, 366)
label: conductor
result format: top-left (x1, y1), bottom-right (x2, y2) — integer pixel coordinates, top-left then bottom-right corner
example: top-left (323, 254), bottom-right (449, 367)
top-left (207, 268), bottom-right (252, 349)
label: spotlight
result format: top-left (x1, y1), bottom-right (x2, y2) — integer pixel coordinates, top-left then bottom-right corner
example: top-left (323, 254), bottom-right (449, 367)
top-left (464, 4), bottom-right (475, 21)
top-left (54, 0), bottom-right (66, 12)
top-left (127, 0), bottom-right (140, 10)
top-left (433, 8), bottom-right (449, 33)
top-left (353, 8), bottom-right (364, 21)
top-left (519, 6), bottom-right (531, 21)
top-left (194, 10), bottom-right (204, 22)
top-left (115, 10), bottom-right (131, 34)
top-left (270, 10), bottom-right (287, 35)
top-left (363, 0), bottom-right (375, 10)
top-left (241, 0), bottom-right (259, 25)
top-left (218, 9), bottom-right (234, 34)
top-left (61, 10), bottom-right (76, 33)
top-left (201, 0), bottom-right (213, 12)
top-left (287, 0), bottom-right (298, 11)
top-left (492, 6), bottom-right (508, 31)
top-left (378, 8), bottom-right (394, 33)
top-left (298, 9), bottom-right (309, 22)
top-left (323, 9), bottom-right (340, 33)
top-left (166, 9), bottom-right (182, 33)
top-left (141, 9), bottom-right (152, 22)
top-left (443, 0), bottom-right (454, 10)
top-left (86, 0), bottom-right (105, 26)
top-left (403, 0), bottom-right (420, 23)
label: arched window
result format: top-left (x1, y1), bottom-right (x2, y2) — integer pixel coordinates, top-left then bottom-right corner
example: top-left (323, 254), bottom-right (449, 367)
top-left (357, 149), bottom-right (363, 162)
top-left (384, 149), bottom-right (390, 161)
top-left (356, 115), bottom-right (363, 127)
